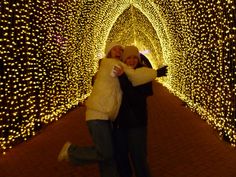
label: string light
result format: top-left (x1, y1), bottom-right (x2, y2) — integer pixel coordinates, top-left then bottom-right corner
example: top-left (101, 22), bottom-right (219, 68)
top-left (0, 0), bottom-right (235, 154)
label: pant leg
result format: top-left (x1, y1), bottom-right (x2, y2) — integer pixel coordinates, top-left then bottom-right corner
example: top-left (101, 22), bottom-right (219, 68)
top-left (128, 127), bottom-right (151, 177)
top-left (113, 128), bottom-right (132, 177)
top-left (67, 145), bottom-right (100, 165)
top-left (88, 120), bottom-right (119, 177)
top-left (68, 120), bottom-right (118, 177)
top-left (67, 120), bottom-right (104, 165)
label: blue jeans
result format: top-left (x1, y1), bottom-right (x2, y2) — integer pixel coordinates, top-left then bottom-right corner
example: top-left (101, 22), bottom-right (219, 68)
top-left (68, 120), bottom-right (119, 177)
top-left (113, 126), bottom-right (151, 177)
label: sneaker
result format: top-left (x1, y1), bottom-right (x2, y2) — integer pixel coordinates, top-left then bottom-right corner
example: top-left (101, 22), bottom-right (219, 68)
top-left (57, 141), bottom-right (71, 162)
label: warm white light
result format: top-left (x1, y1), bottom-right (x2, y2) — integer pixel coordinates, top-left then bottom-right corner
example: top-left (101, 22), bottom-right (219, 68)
top-left (0, 0), bottom-right (235, 154)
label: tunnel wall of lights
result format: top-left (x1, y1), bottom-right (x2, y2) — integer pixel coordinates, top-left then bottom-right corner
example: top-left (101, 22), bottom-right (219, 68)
top-left (0, 0), bottom-right (235, 154)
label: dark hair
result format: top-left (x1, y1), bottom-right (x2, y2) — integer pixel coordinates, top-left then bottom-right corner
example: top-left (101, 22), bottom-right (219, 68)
top-left (140, 53), bottom-right (152, 68)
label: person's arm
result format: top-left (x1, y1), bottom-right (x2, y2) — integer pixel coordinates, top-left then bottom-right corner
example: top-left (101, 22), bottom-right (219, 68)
top-left (139, 53), bottom-right (168, 77)
top-left (122, 65), bottom-right (168, 86)
top-left (122, 64), bottom-right (156, 86)
top-left (113, 60), bottom-right (168, 86)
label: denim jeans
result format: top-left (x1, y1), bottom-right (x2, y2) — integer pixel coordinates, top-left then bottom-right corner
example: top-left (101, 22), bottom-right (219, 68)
top-left (68, 120), bottom-right (119, 177)
top-left (113, 126), bottom-right (151, 177)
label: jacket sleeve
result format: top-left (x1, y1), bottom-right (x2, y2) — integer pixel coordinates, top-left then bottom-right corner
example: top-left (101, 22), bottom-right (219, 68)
top-left (121, 63), bottom-right (156, 86)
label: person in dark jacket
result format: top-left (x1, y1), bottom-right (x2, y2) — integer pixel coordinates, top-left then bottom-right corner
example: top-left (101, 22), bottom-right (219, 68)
top-left (113, 46), bottom-right (167, 177)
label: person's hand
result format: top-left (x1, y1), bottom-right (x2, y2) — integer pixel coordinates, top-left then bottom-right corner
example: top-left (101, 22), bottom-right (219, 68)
top-left (157, 65), bottom-right (168, 77)
top-left (113, 65), bottom-right (124, 76)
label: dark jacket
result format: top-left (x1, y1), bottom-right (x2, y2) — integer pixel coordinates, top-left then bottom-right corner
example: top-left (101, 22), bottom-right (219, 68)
top-left (113, 64), bottom-right (153, 129)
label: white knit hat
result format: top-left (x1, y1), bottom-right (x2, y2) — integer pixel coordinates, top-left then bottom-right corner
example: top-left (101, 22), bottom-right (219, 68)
top-left (105, 43), bottom-right (124, 57)
top-left (122, 45), bottom-right (141, 62)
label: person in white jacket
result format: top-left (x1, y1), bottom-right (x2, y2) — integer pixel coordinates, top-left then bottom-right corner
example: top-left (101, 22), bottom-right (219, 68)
top-left (58, 44), bottom-right (157, 177)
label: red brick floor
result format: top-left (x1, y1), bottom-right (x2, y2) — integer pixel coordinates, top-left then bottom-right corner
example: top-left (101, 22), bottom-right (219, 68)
top-left (1, 82), bottom-right (236, 177)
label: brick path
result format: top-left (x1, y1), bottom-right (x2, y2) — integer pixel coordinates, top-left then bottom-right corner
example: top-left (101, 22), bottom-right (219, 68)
top-left (1, 82), bottom-right (236, 177)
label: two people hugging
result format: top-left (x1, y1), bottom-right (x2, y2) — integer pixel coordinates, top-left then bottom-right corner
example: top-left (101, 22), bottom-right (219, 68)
top-left (58, 43), bottom-right (168, 177)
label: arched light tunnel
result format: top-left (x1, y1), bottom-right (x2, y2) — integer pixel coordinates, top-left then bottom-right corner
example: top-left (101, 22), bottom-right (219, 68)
top-left (0, 0), bottom-right (235, 154)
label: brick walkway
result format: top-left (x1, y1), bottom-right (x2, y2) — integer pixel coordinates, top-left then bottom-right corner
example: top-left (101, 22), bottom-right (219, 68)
top-left (1, 82), bottom-right (236, 177)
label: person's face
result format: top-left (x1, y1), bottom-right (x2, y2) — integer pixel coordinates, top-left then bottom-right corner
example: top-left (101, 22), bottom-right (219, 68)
top-left (124, 55), bottom-right (139, 68)
top-left (110, 46), bottom-right (123, 59)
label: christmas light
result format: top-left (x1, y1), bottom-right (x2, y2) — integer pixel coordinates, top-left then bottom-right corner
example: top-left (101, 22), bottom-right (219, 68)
top-left (0, 0), bottom-right (235, 154)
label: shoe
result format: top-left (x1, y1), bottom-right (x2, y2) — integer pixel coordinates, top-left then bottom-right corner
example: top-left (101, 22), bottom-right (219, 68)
top-left (57, 141), bottom-right (71, 162)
